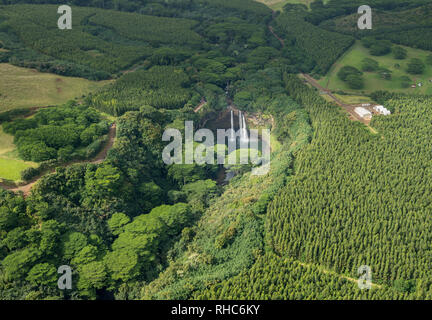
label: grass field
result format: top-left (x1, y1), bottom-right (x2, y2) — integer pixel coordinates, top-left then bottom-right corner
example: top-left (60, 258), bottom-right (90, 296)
top-left (333, 94), bottom-right (376, 105)
top-left (256, 0), bottom-right (327, 10)
top-left (318, 41), bottom-right (432, 95)
top-left (0, 63), bottom-right (110, 112)
top-left (0, 125), bottom-right (37, 181)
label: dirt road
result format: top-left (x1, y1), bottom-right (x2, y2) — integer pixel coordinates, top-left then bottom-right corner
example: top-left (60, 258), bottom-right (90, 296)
top-left (269, 25), bottom-right (285, 47)
top-left (194, 99), bottom-right (207, 113)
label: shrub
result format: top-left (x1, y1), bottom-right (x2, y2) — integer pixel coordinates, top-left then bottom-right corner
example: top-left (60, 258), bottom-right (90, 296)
top-left (20, 167), bottom-right (40, 182)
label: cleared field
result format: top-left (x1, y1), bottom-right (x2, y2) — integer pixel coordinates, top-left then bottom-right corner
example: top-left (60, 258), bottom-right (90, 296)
top-left (0, 125), bottom-right (37, 181)
top-left (318, 41), bottom-right (432, 95)
top-left (333, 94), bottom-right (376, 105)
top-left (0, 63), bottom-right (109, 112)
top-left (257, 0), bottom-right (326, 10)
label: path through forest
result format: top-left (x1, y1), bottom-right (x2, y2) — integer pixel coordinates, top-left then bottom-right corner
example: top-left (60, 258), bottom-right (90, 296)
top-left (269, 11), bottom-right (285, 47)
top-left (194, 98), bottom-right (207, 113)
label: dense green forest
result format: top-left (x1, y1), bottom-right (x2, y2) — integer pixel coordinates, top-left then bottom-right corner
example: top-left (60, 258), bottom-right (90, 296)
top-left (90, 66), bottom-right (195, 116)
top-left (318, 2), bottom-right (432, 51)
top-left (272, 11), bottom-right (354, 75)
top-left (1, 0), bottom-right (432, 301)
top-left (3, 103), bottom-right (109, 163)
top-left (272, 77), bottom-right (432, 297)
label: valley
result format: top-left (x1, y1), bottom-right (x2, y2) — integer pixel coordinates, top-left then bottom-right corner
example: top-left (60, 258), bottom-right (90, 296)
top-left (0, 0), bottom-right (432, 302)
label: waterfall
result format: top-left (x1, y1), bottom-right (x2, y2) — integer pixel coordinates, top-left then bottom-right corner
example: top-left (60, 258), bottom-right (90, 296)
top-left (230, 110), bottom-right (235, 141)
top-left (239, 111), bottom-right (243, 133)
top-left (242, 114), bottom-right (248, 142)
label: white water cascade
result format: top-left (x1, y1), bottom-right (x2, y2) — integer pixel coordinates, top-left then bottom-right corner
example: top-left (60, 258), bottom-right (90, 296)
top-left (238, 110), bottom-right (243, 134)
top-left (241, 113), bottom-right (249, 143)
top-left (230, 109), bottom-right (235, 142)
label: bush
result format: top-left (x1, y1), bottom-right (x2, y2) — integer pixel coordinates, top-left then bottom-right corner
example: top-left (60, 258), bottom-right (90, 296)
top-left (20, 167), bottom-right (40, 182)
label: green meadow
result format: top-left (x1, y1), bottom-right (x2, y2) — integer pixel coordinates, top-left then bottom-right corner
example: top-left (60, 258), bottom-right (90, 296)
top-left (257, 0), bottom-right (311, 10)
top-left (0, 125), bottom-right (37, 182)
top-left (318, 41), bottom-right (432, 95)
top-left (0, 63), bottom-right (110, 112)
top-left (257, 0), bottom-right (329, 10)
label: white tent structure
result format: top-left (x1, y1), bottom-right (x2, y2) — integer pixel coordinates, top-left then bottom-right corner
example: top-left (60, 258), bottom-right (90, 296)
top-left (354, 107), bottom-right (372, 120)
top-left (373, 105), bottom-right (391, 116)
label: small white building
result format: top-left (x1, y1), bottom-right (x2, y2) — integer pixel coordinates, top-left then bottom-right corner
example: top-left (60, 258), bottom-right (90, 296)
top-left (355, 107), bottom-right (372, 120)
top-left (373, 105), bottom-right (391, 116)
top-left (361, 103), bottom-right (371, 107)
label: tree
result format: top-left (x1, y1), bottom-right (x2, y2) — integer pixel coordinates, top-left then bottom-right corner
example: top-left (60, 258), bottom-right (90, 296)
top-left (84, 164), bottom-right (124, 199)
top-left (71, 245), bottom-right (100, 267)
top-left (378, 67), bottom-right (392, 80)
top-left (26, 263), bottom-right (57, 287)
top-left (61, 232), bottom-right (88, 260)
top-left (39, 220), bottom-right (63, 255)
top-left (104, 249), bottom-right (140, 282)
top-left (2, 248), bottom-right (41, 280)
top-left (392, 46), bottom-right (407, 60)
top-left (337, 66), bottom-right (362, 81)
top-left (369, 40), bottom-right (392, 56)
top-left (361, 58), bottom-right (379, 72)
top-left (138, 182), bottom-right (163, 210)
top-left (107, 213), bottom-right (130, 236)
top-left (346, 74), bottom-right (364, 89)
top-left (407, 58), bottom-right (425, 74)
top-left (0, 206), bottom-right (18, 231)
top-left (3, 227), bottom-right (28, 251)
top-left (77, 261), bottom-right (107, 291)
top-left (182, 180), bottom-right (219, 206)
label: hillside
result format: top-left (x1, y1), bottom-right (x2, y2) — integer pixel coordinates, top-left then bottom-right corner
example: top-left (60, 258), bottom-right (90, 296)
top-left (0, 63), bottom-right (109, 111)
top-left (318, 41), bottom-right (432, 95)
